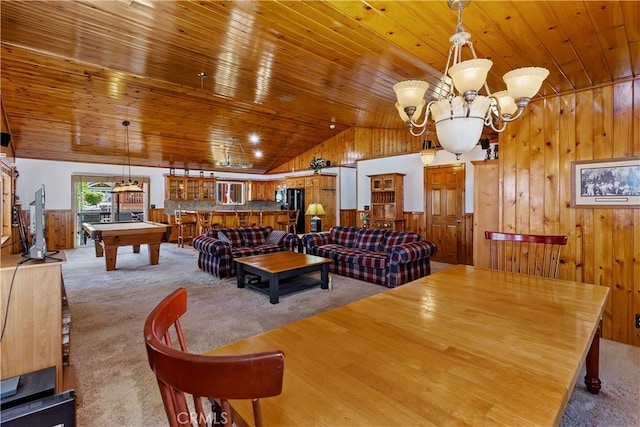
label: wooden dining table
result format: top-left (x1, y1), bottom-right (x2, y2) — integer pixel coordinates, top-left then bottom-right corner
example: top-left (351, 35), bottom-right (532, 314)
top-left (205, 264), bottom-right (609, 427)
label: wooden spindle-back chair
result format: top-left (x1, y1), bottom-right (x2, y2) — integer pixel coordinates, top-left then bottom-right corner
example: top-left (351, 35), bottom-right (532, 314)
top-left (484, 231), bottom-right (568, 279)
top-left (277, 210), bottom-right (299, 234)
top-left (144, 288), bottom-right (285, 427)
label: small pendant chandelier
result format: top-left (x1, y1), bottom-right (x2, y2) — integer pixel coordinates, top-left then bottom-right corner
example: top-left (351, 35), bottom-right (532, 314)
top-left (112, 120), bottom-right (143, 193)
top-left (393, 0), bottom-right (549, 159)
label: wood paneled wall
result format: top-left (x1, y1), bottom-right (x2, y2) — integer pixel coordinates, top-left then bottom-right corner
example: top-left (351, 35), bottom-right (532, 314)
top-left (41, 208), bottom-right (171, 250)
top-left (20, 80), bottom-right (640, 346)
top-left (44, 210), bottom-right (74, 251)
top-left (499, 79), bottom-right (639, 346)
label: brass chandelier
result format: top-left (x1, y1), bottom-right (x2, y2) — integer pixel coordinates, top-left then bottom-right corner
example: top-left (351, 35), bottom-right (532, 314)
top-left (393, 0), bottom-right (549, 159)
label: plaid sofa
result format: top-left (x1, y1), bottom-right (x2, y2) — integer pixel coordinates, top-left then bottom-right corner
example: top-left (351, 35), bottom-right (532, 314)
top-left (192, 226), bottom-right (299, 278)
top-left (302, 226), bottom-right (437, 288)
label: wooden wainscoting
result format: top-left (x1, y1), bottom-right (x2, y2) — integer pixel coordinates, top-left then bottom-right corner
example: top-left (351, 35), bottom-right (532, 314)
top-left (46, 210), bottom-right (74, 251)
top-left (464, 213), bottom-right (473, 265)
top-left (341, 209), bottom-right (357, 227)
top-left (13, 208), bottom-right (175, 253)
top-left (403, 212), bottom-right (425, 237)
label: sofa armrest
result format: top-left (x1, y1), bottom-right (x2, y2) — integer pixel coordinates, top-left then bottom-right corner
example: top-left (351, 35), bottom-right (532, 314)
top-left (281, 233), bottom-right (299, 251)
top-left (388, 240), bottom-right (438, 264)
top-left (192, 235), bottom-right (231, 256)
top-left (302, 232), bottom-right (331, 251)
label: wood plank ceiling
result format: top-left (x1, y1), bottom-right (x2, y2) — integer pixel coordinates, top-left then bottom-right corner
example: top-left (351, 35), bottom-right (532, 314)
top-left (1, 1), bottom-right (638, 174)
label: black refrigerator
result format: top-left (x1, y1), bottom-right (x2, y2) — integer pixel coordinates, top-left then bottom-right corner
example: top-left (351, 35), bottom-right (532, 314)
top-left (285, 188), bottom-right (305, 234)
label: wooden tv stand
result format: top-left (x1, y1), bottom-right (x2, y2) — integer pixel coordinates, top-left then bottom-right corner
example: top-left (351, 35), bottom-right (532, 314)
top-left (0, 252), bottom-right (67, 392)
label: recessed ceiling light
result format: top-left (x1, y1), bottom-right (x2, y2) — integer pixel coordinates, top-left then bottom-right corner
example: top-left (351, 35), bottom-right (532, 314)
top-left (249, 134), bottom-right (260, 144)
top-left (254, 150), bottom-right (263, 158)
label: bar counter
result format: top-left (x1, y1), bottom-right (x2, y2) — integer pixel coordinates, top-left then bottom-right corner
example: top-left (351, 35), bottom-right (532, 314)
top-left (168, 209), bottom-right (295, 229)
top-left (211, 210), bottom-right (294, 228)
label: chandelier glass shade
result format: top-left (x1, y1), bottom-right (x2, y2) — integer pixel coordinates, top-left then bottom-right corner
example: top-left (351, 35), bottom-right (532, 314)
top-left (420, 140), bottom-right (437, 166)
top-left (393, 0), bottom-right (549, 159)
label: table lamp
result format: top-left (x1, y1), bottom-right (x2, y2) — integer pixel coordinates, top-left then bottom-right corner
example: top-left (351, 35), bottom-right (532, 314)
top-left (305, 203), bottom-right (326, 232)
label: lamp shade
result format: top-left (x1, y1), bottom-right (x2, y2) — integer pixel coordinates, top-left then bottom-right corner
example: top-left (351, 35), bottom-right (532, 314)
top-left (393, 80), bottom-right (429, 109)
top-left (430, 96), bottom-right (491, 156)
top-left (305, 203), bottom-right (326, 216)
top-left (503, 67), bottom-right (549, 99)
top-left (395, 102), bottom-right (410, 123)
top-left (112, 182), bottom-right (144, 193)
top-left (420, 149), bottom-right (437, 165)
top-left (491, 90), bottom-right (518, 116)
top-left (448, 58), bottom-right (493, 94)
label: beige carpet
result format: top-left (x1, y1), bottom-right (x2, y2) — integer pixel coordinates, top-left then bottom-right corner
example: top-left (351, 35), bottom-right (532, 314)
top-left (62, 244), bottom-right (639, 426)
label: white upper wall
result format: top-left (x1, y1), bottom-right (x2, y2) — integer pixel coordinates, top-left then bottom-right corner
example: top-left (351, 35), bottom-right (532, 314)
top-left (14, 159), bottom-right (265, 210)
top-left (15, 144), bottom-right (496, 213)
top-left (340, 167), bottom-right (357, 209)
top-left (14, 159), bottom-right (346, 211)
top-left (356, 144), bottom-right (494, 213)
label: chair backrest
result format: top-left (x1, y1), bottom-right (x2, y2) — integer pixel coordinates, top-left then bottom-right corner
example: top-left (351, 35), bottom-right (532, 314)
top-left (236, 210), bottom-right (255, 227)
top-left (144, 288), bottom-right (285, 427)
top-left (198, 211), bottom-right (212, 225)
top-left (175, 210), bottom-right (196, 225)
top-left (197, 211), bottom-right (213, 234)
top-left (485, 231), bottom-right (568, 279)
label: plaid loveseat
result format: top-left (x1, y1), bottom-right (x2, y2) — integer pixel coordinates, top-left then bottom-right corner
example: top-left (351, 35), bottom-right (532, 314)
top-left (302, 226), bottom-right (437, 288)
top-left (192, 226), bottom-right (299, 278)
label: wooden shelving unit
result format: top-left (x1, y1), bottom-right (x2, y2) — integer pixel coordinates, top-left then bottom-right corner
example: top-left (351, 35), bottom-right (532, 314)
top-left (368, 173), bottom-right (405, 231)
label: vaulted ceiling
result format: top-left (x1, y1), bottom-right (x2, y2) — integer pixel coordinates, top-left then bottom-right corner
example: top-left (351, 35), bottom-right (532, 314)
top-left (1, 1), bottom-right (638, 174)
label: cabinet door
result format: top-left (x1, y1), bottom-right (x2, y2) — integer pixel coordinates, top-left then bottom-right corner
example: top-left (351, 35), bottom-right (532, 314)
top-left (372, 177), bottom-right (384, 191)
top-left (166, 177), bottom-right (185, 200)
top-left (305, 177), bottom-right (320, 187)
top-left (305, 186), bottom-right (320, 204)
top-left (202, 180), bottom-right (215, 200)
top-left (287, 178), bottom-right (305, 188)
top-left (247, 181), bottom-right (257, 201)
top-left (186, 179), bottom-right (200, 199)
top-left (264, 181), bottom-right (276, 200)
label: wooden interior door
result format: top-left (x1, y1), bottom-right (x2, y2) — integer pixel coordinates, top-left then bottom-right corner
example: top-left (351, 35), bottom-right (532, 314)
top-left (425, 164), bottom-right (465, 264)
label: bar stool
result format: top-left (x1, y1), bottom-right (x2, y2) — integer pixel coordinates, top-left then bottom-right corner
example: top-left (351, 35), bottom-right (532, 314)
top-left (278, 210), bottom-right (299, 233)
top-left (197, 211), bottom-right (214, 235)
top-left (236, 210), bottom-right (256, 227)
top-left (175, 210), bottom-right (197, 248)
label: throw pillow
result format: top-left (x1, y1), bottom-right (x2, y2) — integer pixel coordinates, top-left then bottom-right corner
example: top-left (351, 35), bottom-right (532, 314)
top-left (241, 227), bottom-right (268, 246)
top-left (217, 232), bottom-right (231, 245)
top-left (354, 228), bottom-right (386, 252)
top-left (265, 230), bottom-right (286, 245)
top-left (219, 229), bottom-right (244, 247)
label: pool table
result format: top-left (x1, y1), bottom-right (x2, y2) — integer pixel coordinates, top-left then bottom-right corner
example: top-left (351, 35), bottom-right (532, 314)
top-left (82, 221), bottom-right (173, 271)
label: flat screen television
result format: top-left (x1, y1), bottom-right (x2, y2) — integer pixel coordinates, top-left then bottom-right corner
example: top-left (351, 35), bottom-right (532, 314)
top-left (28, 184), bottom-right (46, 260)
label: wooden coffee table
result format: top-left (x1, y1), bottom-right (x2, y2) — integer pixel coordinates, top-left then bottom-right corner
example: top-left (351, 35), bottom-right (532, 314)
top-left (235, 252), bottom-right (332, 304)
